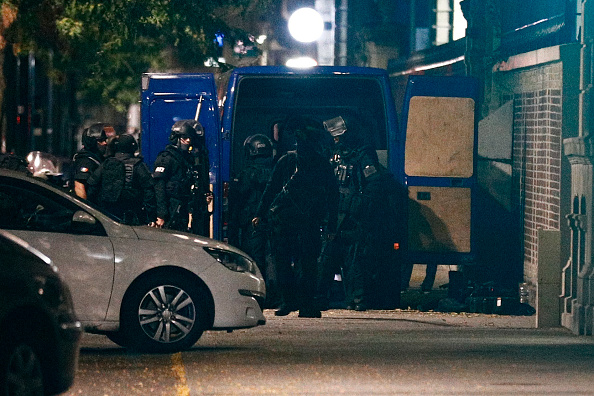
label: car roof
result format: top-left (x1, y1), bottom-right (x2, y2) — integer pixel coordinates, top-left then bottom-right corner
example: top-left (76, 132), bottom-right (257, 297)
top-left (0, 168), bottom-right (51, 185)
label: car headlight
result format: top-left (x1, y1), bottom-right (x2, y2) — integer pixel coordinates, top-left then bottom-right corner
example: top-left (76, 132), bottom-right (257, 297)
top-left (204, 247), bottom-right (257, 274)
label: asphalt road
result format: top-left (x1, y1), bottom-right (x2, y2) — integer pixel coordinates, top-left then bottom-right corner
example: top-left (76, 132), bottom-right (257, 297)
top-left (62, 309), bottom-right (594, 396)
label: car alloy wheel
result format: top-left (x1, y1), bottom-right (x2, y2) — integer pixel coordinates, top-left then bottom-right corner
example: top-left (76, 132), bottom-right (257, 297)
top-left (4, 343), bottom-right (44, 396)
top-left (138, 285), bottom-right (196, 343)
top-left (121, 273), bottom-right (208, 353)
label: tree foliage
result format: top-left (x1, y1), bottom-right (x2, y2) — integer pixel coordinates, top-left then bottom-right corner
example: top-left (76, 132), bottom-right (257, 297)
top-left (1, 0), bottom-right (271, 112)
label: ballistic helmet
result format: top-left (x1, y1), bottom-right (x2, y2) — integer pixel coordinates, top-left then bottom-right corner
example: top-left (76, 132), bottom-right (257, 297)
top-left (284, 116), bottom-right (323, 143)
top-left (113, 134), bottom-right (138, 154)
top-left (82, 123), bottom-right (109, 150)
top-left (284, 116), bottom-right (329, 158)
top-left (243, 134), bottom-right (273, 159)
top-left (324, 115), bottom-right (363, 149)
top-left (323, 116), bottom-right (347, 137)
top-left (169, 119), bottom-right (204, 149)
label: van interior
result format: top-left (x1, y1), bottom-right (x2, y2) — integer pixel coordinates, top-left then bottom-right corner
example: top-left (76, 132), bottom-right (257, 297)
top-left (230, 75), bottom-right (389, 178)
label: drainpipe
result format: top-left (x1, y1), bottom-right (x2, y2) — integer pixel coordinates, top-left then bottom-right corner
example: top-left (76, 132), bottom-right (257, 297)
top-left (28, 50), bottom-right (35, 153)
top-left (47, 49), bottom-right (53, 154)
top-left (335, 0), bottom-right (348, 66)
top-left (578, 0), bottom-right (591, 140)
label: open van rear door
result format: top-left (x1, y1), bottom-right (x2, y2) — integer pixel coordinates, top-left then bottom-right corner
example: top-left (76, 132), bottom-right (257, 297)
top-left (399, 75), bottom-right (480, 269)
top-left (141, 73), bottom-right (221, 237)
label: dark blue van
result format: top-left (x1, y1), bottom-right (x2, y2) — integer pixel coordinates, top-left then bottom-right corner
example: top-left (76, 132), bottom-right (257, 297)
top-left (141, 66), bottom-right (400, 241)
top-left (141, 67), bottom-right (479, 278)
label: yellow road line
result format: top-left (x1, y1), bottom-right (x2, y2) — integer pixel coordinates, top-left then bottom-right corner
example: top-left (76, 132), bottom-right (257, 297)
top-left (171, 352), bottom-right (190, 396)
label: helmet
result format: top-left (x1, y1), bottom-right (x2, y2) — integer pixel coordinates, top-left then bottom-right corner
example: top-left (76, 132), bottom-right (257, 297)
top-left (82, 123), bottom-right (109, 150)
top-left (325, 115), bottom-right (362, 149)
top-left (284, 116), bottom-right (329, 158)
top-left (283, 116), bottom-right (323, 143)
top-left (243, 134), bottom-right (273, 158)
top-left (113, 134), bottom-right (138, 154)
top-left (169, 119), bottom-right (204, 148)
top-left (323, 116), bottom-right (347, 137)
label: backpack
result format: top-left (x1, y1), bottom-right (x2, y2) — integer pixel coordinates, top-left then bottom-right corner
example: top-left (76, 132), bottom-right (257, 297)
top-left (99, 157), bottom-right (141, 203)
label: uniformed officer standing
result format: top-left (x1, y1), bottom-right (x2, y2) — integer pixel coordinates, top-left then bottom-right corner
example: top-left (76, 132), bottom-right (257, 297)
top-left (87, 134), bottom-right (156, 225)
top-left (228, 134), bottom-right (277, 305)
top-left (253, 117), bottom-right (338, 318)
top-left (152, 120), bottom-right (211, 235)
top-left (72, 123), bottom-right (115, 199)
top-left (320, 115), bottom-right (403, 311)
top-left (348, 159), bottom-right (404, 311)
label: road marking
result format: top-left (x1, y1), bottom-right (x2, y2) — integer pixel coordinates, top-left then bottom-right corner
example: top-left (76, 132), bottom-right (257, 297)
top-left (171, 352), bottom-right (190, 396)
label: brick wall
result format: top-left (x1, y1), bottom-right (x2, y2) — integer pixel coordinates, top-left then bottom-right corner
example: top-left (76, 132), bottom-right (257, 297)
top-left (504, 62), bottom-right (563, 283)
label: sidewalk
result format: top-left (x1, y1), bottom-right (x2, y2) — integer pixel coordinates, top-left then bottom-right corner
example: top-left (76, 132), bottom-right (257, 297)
top-left (321, 263), bottom-right (538, 329)
top-left (317, 308), bottom-right (537, 329)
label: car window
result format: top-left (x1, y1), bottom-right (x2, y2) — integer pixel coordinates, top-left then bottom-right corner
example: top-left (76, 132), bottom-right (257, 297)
top-left (0, 179), bottom-right (106, 236)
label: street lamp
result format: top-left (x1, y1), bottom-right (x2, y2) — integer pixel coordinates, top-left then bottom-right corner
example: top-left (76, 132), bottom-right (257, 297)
top-left (288, 7), bottom-right (324, 43)
top-left (286, 7), bottom-right (324, 67)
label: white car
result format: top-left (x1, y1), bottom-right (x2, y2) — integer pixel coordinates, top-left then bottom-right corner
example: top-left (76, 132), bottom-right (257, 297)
top-left (0, 169), bottom-right (266, 353)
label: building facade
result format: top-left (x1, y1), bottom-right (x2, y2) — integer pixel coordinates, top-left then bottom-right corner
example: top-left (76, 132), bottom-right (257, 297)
top-left (389, 0), bottom-right (594, 333)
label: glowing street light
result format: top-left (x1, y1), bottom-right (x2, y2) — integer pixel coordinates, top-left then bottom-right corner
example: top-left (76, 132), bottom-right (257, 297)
top-left (288, 7), bottom-right (324, 43)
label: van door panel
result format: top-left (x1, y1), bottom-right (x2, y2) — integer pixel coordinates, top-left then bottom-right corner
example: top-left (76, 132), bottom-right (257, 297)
top-left (400, 75), bottom-right (479, 265)
top-left (405, 96), bottom-right (475, 178)
top-left (408, 186), bottom-right (471, 253)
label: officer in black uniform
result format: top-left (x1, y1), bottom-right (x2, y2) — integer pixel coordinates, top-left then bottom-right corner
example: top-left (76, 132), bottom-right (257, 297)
top-left (228, 134), bottom-right (277, 304)
top-left (152, 120), bottom-right (211, 235)
top-left (320, 115), bottom-right (403, 311)
top-left (348, 158), bottom-right (404, 311)
top-left (72, 123), bottom-right (115, 199)
top-left (87, 134), bottom-right (156, 225)
top-left (252, 116), bottom-right (338, 318)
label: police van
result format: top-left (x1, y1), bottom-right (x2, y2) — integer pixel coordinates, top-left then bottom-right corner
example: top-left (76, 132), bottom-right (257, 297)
top-left (140, 66), bottom-right (478, 271)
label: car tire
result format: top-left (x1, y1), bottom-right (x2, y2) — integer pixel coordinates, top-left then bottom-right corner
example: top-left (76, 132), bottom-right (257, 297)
top-left (120, 273), bottom-right (208, 353)
top-left (0, 342), bottom-right (44, 396)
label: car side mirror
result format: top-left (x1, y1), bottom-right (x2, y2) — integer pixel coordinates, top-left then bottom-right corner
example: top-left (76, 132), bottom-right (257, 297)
top-left (72, 210), bottom-right (97, 233)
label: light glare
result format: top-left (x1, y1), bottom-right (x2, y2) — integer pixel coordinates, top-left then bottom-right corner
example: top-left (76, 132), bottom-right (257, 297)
top-left (288, 8), bottom-right (324, 43)
top-left (286, 57), bottom-right (318, 68)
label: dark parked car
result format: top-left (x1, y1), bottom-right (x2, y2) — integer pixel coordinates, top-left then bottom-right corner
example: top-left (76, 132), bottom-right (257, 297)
top-left (0, 230), bottom-right (81, 395)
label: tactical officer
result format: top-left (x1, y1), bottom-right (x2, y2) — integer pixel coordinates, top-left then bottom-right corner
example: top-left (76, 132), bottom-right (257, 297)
top-left (317, 116), bottom-right (371, 310)
top-left (347, 160), bottom-right (404, 311)
top-left (253, 116), bottom-right (338, 318)
top-left (73, 123), bottom-right (115, 199)
top-left (152, 119), bottom-right (211, 235)
top-left (320, 115), bottom-right (403, 311)
top-left (87, 134), bottom-right (156, 225)
top-left (228, 134), bottom-right (277, 305)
